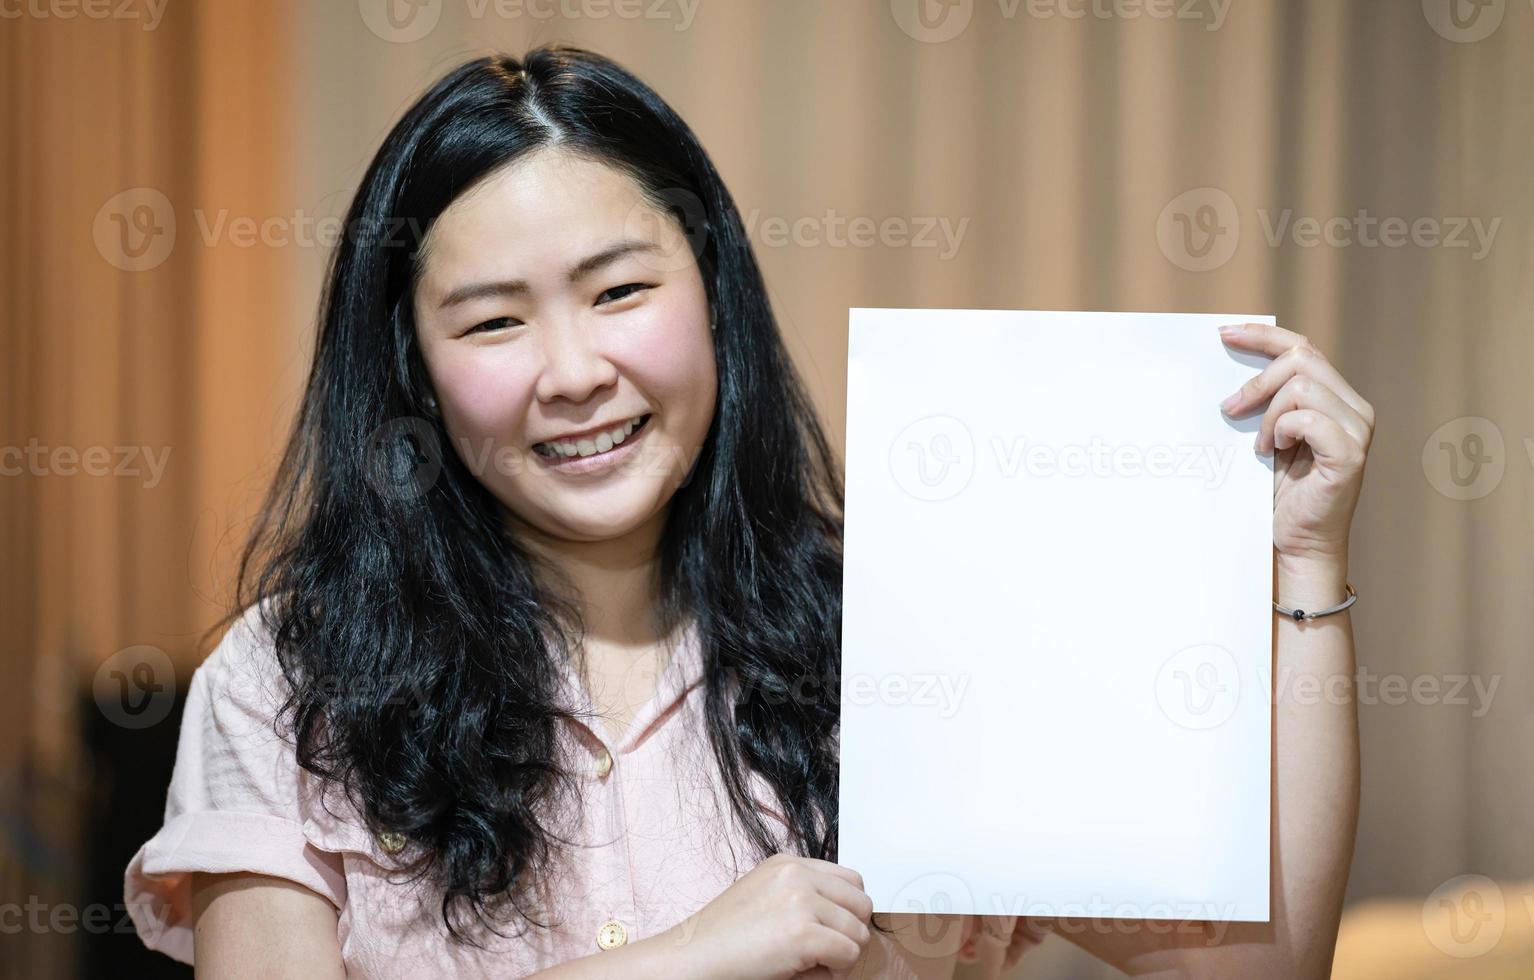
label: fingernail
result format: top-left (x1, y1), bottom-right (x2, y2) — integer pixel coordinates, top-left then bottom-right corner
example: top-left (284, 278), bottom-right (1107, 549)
top-left (1220, 392), bottom-right (1241, 412)
top-left (1218, 323), bottom-right (1242, 335)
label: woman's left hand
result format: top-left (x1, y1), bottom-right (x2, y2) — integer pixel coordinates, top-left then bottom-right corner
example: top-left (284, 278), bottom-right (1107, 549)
top-left (1217, 322), bottom-right (1375, 572)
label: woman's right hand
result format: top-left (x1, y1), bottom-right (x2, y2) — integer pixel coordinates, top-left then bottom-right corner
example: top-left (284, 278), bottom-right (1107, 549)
top-left (663, 853), bottom-right (875, 980)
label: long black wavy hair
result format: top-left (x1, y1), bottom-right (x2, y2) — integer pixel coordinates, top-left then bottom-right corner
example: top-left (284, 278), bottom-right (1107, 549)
top-left (228, 45), bottom-right (849, 943)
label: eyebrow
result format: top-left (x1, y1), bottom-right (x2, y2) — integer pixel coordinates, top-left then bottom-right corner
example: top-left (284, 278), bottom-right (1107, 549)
top-left (436, 239), bottom-right (663, 310)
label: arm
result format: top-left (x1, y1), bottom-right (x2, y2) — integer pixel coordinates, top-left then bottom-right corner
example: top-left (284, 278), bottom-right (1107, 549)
top-left (192, 873), bottom-right (346, 979)
top-left (1046, 323), bottom-right (1372, 978)
top-left (532, 920), bottom-right (717, 980)
top-left (190, 873), bottom-right (697, 980)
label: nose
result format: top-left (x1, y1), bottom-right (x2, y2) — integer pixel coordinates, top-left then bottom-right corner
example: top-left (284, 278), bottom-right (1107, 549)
top-left (532, 315), bottom-right (620, 405)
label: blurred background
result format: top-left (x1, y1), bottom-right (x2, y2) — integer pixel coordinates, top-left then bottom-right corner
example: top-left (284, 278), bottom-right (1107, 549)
top-left (1, 0), bottom-right (1530, 976)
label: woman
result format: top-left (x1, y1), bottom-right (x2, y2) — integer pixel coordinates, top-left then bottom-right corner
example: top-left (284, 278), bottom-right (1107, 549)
top-left (125, 45), bottom-right (1373, 979)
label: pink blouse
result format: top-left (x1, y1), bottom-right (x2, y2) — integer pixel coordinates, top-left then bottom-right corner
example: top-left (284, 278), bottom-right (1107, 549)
top-left (124, 604), bottom-right (1046, 977)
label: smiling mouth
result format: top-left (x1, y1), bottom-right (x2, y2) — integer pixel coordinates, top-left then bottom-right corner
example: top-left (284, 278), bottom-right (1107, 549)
top-left (532, 413), bottom-right (652, 461)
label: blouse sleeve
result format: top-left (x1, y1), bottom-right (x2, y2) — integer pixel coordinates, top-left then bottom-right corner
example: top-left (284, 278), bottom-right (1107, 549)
top-left (123, 603), bottom-right (348, 965)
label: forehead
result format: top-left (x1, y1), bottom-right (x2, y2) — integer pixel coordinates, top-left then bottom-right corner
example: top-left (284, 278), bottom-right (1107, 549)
top-left (415, 149), bottom-right (651, 294)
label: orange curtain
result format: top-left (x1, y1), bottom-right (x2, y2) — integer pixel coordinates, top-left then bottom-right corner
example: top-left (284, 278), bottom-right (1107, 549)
top-left (0, 3), bottom-right (296, 974)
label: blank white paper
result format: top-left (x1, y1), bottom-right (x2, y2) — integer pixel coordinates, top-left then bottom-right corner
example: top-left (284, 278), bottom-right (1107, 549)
top-left (838, 308), bottom-right (1274, 923)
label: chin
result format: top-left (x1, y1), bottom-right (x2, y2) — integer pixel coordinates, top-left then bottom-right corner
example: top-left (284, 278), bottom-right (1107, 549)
top-left (526, 487), bottom-right (667, 541)
top-left (554, 518), bottom-right (654, 544)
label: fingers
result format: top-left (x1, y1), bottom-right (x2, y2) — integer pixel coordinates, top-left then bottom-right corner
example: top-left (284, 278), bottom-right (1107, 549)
top-left (1256, 375), bottom-right (1370, 455)
top-left (1219, 326), bottom-right (1377, 464)
top-left (812, 893), bottom-right (871, 947)
top-left (764, 855), bottom-right (873, 971)
top-left (813, 873), bottom-right (875, 926)
top-left (1272, 408), bottom-right (1366, 467)
top-left (796, 900), bottom-right (865, 971)
top-left (785, 858), bottom-right (883, 975)
top-left (1219, 328), bottom-right (1373, 425)
top-left (1217, 321), bottom-right (1309, 358)
top-left (791, 856), bottom-right (867, 892)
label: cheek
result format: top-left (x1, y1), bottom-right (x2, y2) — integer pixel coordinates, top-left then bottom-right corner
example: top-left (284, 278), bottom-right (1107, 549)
top-left (435, 353), bottom-right (538, 441)
top-left (613, 288), bottom-right (716, 412)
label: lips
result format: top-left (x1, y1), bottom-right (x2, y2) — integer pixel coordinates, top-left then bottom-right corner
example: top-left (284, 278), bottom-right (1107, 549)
top-left (532, 413), bottom-right (652, 460)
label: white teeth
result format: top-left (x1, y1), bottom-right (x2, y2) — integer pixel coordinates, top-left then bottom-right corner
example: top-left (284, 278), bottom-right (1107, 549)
top-left (537, 415), bottom-right (646, 459)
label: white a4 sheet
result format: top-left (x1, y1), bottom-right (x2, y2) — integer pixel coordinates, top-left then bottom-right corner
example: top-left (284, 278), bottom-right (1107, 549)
top-left (839, 308), bottom-right (1275, 923)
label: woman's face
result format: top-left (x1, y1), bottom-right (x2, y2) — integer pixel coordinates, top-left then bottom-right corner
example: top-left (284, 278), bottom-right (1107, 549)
top-left (412, 148), bottom-right (717, 546)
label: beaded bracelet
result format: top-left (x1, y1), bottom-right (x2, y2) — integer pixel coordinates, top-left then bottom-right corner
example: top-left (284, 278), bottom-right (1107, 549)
top-left (1274, 582), bottom-right (1358, 621)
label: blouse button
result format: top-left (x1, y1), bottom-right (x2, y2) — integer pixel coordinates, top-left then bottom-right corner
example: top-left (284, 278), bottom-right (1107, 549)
top-left (596, 918), bottom-right (628, 950)
top-left (376, 830), bottom-right (407, 855)
top-left (594, 747), bottom-right (613, 779)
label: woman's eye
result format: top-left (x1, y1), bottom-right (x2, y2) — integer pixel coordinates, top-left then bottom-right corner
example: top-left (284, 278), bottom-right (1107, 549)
top-left (597, 283), bottom-right (652, 305)
top-left (465, 317), bottom-right (517, 336)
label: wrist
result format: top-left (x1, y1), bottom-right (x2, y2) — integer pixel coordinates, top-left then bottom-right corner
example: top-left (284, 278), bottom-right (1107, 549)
top-left (638, 919), bottom-right (713, 980)
top-left (1275, 551), bottom-right (1349, 608)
